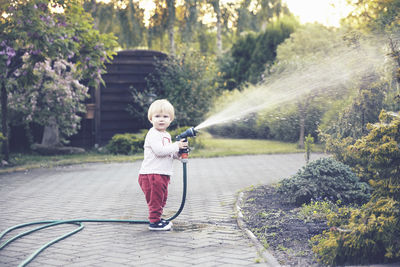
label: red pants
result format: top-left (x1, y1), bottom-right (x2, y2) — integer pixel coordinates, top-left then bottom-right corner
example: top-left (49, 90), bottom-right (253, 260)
top-left (138, 174), bottom-right (170, 223)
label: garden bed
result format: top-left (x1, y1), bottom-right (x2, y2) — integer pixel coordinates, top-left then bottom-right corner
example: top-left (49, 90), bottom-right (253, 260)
top-left (241, 185), bottom-right (328, 266)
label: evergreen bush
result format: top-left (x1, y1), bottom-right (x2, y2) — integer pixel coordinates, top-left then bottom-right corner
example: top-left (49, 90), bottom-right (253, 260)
top-left (311, 197), bottom-right (400, 266)
top-left (278, 157), bottom-right (371, 206)
top-left (311, 111), bottom-right (400, 265)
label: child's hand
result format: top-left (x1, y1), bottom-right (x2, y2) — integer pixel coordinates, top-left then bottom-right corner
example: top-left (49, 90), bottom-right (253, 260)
top-left (177, 140), bottom-right (188, 149)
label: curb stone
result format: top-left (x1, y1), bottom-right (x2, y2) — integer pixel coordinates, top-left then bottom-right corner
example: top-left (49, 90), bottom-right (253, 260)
top-left (235, 191), bottom-right (281, 267)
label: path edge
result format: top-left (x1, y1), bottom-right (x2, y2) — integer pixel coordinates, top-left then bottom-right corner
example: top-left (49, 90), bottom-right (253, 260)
top-left (235, 191), bottom-right (281, 267)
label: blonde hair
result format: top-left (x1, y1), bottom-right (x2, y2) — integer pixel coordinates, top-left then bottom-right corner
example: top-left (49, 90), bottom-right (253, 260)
top-left (147, 99), bottom-right (175, 122)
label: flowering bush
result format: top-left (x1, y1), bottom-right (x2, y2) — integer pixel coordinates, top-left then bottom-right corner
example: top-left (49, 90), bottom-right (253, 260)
top-left (8, 57), bottom-right (88, 141)
top-left (0, 0), bottom-right (117, 155)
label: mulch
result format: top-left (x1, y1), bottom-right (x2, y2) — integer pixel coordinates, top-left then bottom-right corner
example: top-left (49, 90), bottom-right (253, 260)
top-left (241, 185), bottom-right (328, 266)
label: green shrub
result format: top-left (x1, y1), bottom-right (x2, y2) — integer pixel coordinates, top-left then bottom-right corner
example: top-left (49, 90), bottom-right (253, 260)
top-left (348, 110), bottom-right (400, 199)
top-left (207, 114), bottom-right (259, 139)
top-left (311, 111), bottom-right (400, 266)
top-left (304, 134), bottom-right (314, 163)
top-left (106, 132), bottom-right (145, 155)
top-left (311, 197), bottom-right (400, 266)
top-left (298, 199), bottom-right (339, 223)
top-left (278, 157), bottom-right (371, 206)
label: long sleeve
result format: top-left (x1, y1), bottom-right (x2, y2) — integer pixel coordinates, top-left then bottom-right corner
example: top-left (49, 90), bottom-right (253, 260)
top-left (147, 129), bottom-right (179, 157)
top-left (139, 127), bottom-right (179, 176)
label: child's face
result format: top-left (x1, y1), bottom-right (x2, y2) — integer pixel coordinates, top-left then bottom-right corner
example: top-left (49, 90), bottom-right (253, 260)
top-left (150, 112), bottom-right (172, 132)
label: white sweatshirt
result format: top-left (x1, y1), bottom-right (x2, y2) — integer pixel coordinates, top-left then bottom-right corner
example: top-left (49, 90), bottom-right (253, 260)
top-left (139, 127), bottom-right (180, 176)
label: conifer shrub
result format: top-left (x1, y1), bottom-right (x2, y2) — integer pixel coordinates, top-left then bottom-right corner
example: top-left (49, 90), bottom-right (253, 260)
top-left (311, 197), bottom-right (400, 266)
top-left (278, 157), bottom-right (371, 206)
top-left (311, 110), bottom-right (400, 265)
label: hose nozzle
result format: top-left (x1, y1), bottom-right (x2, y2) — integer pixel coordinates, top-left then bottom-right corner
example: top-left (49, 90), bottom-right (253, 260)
top-left (176, 127), bottom-right (197, 161)
top-left (176, 127), bottom-right (197, 141)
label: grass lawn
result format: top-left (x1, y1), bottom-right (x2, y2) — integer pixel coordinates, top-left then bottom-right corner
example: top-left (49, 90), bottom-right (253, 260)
top-left (191, 138), bottom-right (316, 157)
top-left (0, 134), bottom-right (324, 174)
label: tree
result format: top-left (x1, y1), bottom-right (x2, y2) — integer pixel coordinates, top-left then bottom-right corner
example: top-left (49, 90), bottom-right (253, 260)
top-left (209, 0), bottom-right (222, 55)
top-left (145, 47), bottom-right (218, 127)
top-left (180, 0), bottom-right (199, 45)
top-left (235, 0), bottom-right (289, 35)
top-left (223, 16), bottom-right (297, 89)
top-left (83, 0), bottom-right (146, 49)
top-left (148, 0), bottom-right (168, 50)
top-left (271, 23), bottom-right (351, 147)
top-left (166, 0), bottom-right (176, 55)
top-left (8, 58), bottom-right (88, 145)
top-left (344, 0), bottom-right (400, 32)
top-left (253, 0), bottom-right (290, 30)
top-left (0, 0), bottom-right (117, 159)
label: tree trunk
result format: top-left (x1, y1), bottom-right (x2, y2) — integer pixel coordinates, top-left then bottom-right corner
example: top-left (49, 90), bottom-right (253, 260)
top-left (1, 79), bottom-right (9, 161)
top-left (299, 116), bottom-right (305, 149)
top-left (298, 103), bottom-right (306, 149)
top-left (41, 117), bottom-right (61, 146)
top-left (212, 0), bottom-right (222, 55)
top-left (166, 0), bottom-right (176, 55)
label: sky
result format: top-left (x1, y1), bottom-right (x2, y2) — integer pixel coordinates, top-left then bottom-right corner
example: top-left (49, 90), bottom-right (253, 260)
top-left (282, 0), bottom-right (353, 27)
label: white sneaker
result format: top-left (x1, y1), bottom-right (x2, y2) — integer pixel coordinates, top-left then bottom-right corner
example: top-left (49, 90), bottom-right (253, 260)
top-left (148, 220), bottom-right (172, 231)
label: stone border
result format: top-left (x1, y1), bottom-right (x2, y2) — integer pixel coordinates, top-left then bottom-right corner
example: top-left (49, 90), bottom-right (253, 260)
top-left (235, 191), bottom-right (281, 267)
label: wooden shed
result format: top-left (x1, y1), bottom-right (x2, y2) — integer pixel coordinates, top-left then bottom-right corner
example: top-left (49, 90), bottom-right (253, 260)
top-left (70, 49), bottom-right (167, 147)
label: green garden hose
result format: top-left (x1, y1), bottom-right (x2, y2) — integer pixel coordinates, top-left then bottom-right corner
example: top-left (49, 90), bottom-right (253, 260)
top-left (0, 162), bottom-right (188, 267)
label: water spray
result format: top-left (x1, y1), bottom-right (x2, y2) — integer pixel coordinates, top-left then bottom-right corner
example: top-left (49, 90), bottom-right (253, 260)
top-left (0, 127), bottom-right (198, 266)
top-left (195, 35), bottom-right (389, 131)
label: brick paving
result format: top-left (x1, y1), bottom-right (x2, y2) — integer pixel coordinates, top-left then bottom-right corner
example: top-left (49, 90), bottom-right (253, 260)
top-left (0, 154), bottom-right (324, 267)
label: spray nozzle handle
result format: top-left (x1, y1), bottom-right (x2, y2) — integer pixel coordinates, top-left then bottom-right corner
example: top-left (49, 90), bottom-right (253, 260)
top-left (176, 127), bottom-right (196, 157)
top-left (176, 127), bottom-right (196, 141)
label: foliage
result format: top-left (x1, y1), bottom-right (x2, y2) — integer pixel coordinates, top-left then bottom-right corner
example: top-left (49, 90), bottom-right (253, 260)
top-left (319, 131), bottom-right (355, 165)
top-left (126, 85), bottom-right (154, 131)
top-left (145, 46), bottom-right (218, 127)
top-left (206, 100), bottom-right (323, 141)
top-left (311, 197), bottom-right (400, 266)
top-left (347, 110), bottom-right (400, 199)
top-left (298, 198), bottom-right (339, 223)
top-left (106, 126), bottom-right (205, 155)
top-left (304, 134), bottom-right (314, 163)
top-left (257, 104), bottom-right (323, 142)
top-left (8, 58), bottom-right (88, 141)
top-left (344, 0), bottom-right (400, 32)
top-left (106, 132), bottom-right (146, 155)
top-left (312, 111), bottom-right (400, 266)
top-left (0, 0), bottom-right (117, 155)
top-left (277, 157), bottom-right (371, 206)
top-left (323, 79), bottom-right (387, 140)
top-left (235, 0), bottom-right (291, 34)
top-left (222, 16), bottom-right (298, 89)
top-left (275, 23), bottom-right (343, 65)
top-left (207, 113), bottom-right (259, 139)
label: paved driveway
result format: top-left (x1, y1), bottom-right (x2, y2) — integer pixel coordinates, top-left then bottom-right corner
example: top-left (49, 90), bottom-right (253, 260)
top-left (0, 153), bottom-right (324, 266)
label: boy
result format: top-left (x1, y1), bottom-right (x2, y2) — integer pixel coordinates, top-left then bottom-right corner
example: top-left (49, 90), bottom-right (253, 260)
top-left (138, 99), bottom-right (188, 231)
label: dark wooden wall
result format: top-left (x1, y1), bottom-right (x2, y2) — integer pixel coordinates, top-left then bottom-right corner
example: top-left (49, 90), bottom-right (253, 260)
top-left (70, 49), bottom-right (166, 147)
